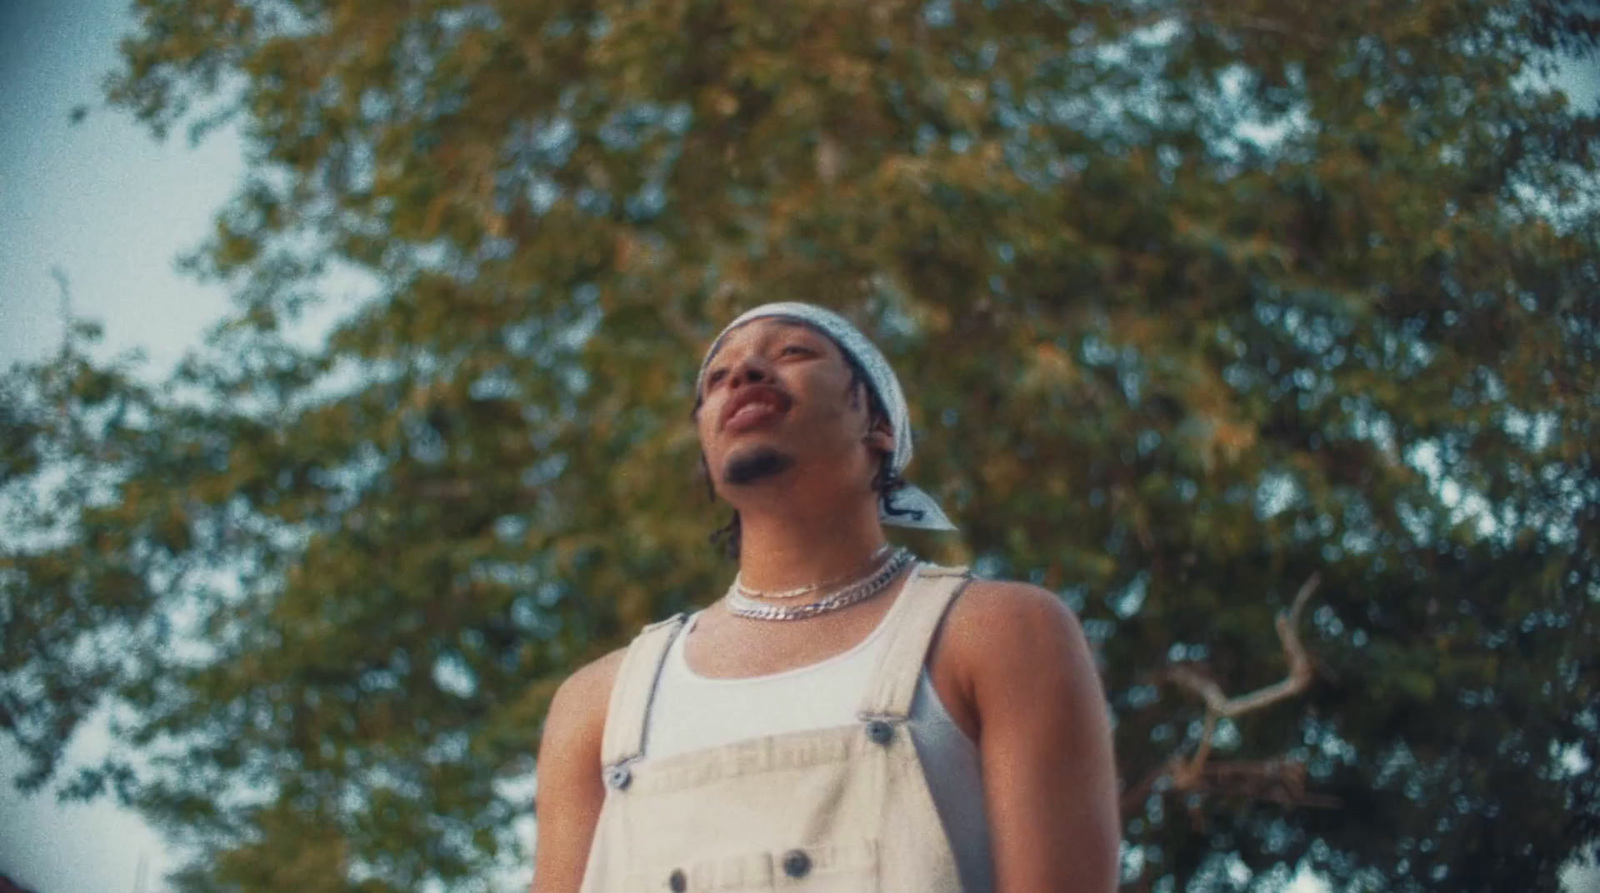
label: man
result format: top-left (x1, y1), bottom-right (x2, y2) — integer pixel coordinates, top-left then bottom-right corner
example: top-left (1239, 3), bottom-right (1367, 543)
top-left (531, 303), bottom-right (1119, 893)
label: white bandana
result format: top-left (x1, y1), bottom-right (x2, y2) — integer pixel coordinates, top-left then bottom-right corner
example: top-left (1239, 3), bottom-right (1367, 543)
top-left (697, 302), bottom-right (957, 531)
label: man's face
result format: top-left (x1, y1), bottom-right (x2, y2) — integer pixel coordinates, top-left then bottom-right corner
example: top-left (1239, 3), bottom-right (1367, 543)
top-left (696, 317), bottom-right (888, 497)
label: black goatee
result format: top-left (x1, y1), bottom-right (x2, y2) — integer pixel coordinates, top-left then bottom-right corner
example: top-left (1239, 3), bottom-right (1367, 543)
top-left (724, 447), bottom-right (795, 485)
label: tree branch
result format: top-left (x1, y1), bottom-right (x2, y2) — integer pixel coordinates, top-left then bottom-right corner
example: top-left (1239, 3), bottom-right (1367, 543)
top-left (1123, 574), bottom-right (1333, 816)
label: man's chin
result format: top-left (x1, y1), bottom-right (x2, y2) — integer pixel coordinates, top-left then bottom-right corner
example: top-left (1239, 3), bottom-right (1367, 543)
top-left (722, 446), bottom-right (795, 486)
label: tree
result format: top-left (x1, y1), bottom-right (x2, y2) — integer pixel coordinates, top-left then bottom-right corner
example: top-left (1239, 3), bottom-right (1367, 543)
top-left (3, 0), bottom-right (1597, 890)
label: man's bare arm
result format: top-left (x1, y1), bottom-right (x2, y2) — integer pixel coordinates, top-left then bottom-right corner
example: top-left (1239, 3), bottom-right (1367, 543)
top-left (955, 581), bottom-right (1121, 893)
top-left (529, 650), bottom-right (624, 893)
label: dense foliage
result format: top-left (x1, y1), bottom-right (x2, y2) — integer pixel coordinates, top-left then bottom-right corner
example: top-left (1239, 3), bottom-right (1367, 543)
top-left (3, 0), bottom-right (1597, 890)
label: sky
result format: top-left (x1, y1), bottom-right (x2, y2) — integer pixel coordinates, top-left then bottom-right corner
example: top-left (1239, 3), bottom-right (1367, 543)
top-left (0, 1), bottom-right (1597, 892)
top-left (0, 1), bottom-right (241, 890)
top-left (0, 0), bottom-right (246, 376)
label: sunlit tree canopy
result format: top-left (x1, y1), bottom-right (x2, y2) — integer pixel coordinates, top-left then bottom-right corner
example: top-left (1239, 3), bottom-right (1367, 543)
top-left (3, 0), bottom-right (1598, 890)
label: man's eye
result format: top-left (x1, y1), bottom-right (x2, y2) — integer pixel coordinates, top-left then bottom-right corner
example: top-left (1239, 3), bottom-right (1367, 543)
top-left (706, 369), bottom-right (727, 386)
top-left (781, 345), bottom-right (810, 356)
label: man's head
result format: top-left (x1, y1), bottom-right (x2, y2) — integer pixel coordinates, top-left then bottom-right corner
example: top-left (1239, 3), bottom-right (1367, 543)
top-left (694, 315), bottom-right (895, 503)
top-left (691, 303), bottom-right (956, 556)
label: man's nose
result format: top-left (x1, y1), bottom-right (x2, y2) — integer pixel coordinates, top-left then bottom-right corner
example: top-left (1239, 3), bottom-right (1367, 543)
top-left (727, 355), bottom-right (773, 387)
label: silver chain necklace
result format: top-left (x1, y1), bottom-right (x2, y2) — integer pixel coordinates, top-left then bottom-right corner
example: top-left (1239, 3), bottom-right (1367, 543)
top-left (725, 547), bottom-right (916, 621)
top-left (734, 543), bottom-right (893, 599)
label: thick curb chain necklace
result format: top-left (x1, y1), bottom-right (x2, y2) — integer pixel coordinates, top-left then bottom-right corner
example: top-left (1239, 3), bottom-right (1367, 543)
top-left (734, 543), bottom-right (893, 599)
top-left (726, 547), bottom-right (916, 621)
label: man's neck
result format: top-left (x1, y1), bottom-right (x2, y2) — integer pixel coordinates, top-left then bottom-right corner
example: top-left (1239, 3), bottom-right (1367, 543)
top-left (732, 500), bottom-right (891, 596)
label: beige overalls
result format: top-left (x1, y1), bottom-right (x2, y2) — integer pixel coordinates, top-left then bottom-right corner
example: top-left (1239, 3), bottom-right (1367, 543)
top-left (577, 564), bottom-right (975, 892)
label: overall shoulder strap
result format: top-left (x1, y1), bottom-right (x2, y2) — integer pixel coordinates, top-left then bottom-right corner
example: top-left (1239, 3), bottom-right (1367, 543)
top-left (599, 613), bottom-right (687, 769)
top-left (857, 563), bottom-right (972, 721)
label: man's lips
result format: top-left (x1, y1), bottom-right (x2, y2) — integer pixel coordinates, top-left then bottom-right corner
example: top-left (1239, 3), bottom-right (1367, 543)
top-left (719, 387), bottom-right (792, 431)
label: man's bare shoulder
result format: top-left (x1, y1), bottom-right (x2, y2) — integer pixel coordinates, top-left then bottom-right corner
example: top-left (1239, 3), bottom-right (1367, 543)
top-left (544, 647), bottom-right (629, 745)
top-left (532, 647), bottom-right (629, 893)
top-left (949, 577), bottom-right (1084, 632)
top-left (941, 577), bottom-right (1093, 677)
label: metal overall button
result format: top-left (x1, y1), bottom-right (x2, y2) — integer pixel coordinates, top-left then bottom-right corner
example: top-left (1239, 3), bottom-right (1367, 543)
top-left (668, 868), bottom-right (687, 892)
top-left (865, 719), bottom-right (895, 745)
top-left (782, 849), bottom-right (812, 879)
top-left (603, 763), bottom-right (632, 791)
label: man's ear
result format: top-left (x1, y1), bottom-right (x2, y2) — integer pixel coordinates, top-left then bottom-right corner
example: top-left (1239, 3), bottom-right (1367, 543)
top-left (862, 418), bottom-right (895, 454)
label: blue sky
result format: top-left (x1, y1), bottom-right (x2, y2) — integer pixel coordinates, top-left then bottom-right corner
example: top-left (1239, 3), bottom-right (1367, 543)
top-left (0, 2), bottom-right (1596, 892)
top-left (1, 1), bottom-right (240, 891)
top-left (0, 0), bottom-right (244, 376)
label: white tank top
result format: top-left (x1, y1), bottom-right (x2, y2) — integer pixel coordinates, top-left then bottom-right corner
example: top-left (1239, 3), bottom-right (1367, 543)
top-left (647, 574), bottom-right (995, 893)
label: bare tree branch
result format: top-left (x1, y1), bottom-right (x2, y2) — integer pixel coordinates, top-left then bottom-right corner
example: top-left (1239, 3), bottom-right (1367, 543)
top-left (1122, 574), bottom-right (1334, 817)
top-left (1165, 574), bottom-right (1318, 719)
